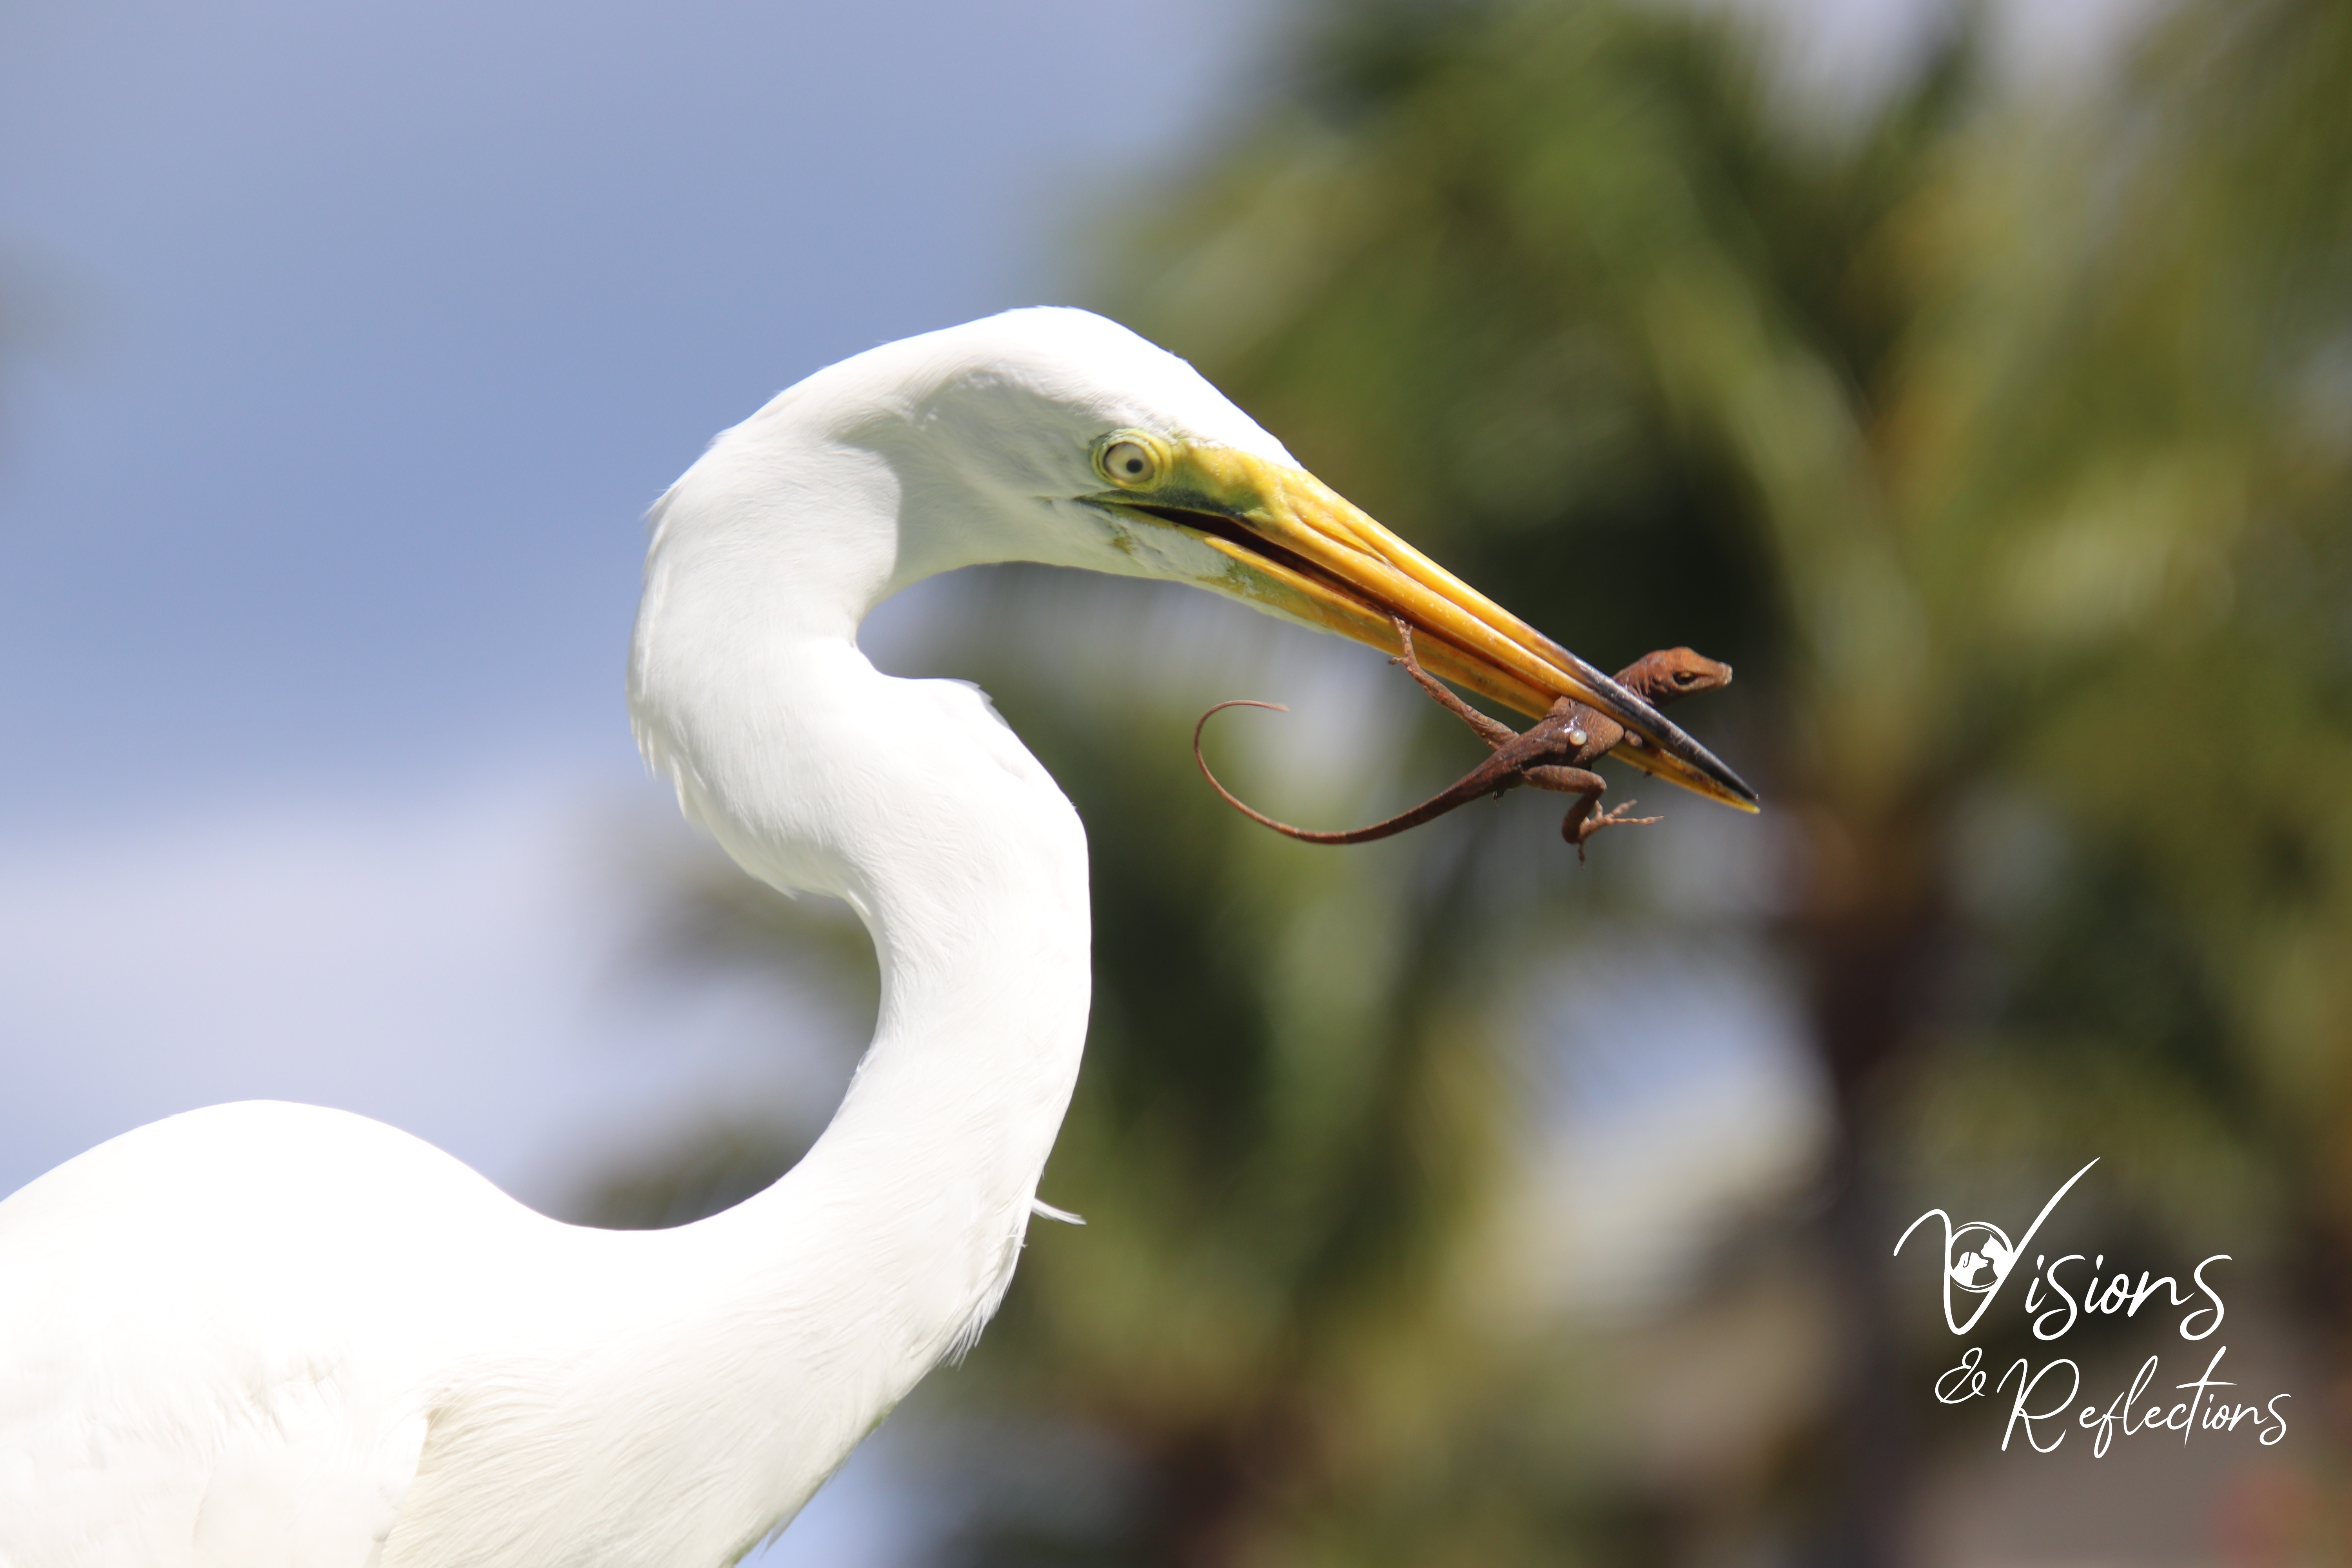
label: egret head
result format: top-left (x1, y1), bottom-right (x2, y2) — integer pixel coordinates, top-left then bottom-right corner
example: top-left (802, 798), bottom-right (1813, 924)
top-left (648, 307), bottom-right (1754, 812)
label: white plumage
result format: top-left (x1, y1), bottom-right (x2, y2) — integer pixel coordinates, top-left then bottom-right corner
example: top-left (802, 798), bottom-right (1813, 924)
top-left (0, 308), bottom-right (1747, 1566)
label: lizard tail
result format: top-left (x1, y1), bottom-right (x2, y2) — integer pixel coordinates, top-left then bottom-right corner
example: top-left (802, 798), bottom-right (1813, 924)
top-left (1191, 701), bottom-right (1508, 846)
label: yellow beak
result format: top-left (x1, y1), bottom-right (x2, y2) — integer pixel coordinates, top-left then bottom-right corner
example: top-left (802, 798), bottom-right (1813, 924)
top-left (1098, 445), bottom-right (1759, 813)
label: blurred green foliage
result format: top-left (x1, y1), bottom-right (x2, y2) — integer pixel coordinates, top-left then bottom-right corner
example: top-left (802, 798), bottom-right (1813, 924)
top-left (590, 1), bottom-right (2352, 1561)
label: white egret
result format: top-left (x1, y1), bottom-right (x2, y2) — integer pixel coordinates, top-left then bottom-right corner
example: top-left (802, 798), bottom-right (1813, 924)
top-left (0, 308), bottom-right (1751, 1566)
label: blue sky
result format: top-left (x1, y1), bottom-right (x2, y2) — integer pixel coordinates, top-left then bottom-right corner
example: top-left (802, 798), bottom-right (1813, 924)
top-left (0, 0), bottom-right (1278, 818)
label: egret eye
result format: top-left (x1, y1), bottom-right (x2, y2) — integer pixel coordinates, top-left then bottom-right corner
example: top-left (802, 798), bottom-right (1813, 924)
top-left (1101, 439), bottom-right (1156, 486)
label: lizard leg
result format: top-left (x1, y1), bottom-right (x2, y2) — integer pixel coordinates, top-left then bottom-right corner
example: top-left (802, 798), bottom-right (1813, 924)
top-left (1521, 767), bottom-right (1661, 864)
top-left (1390, 617), bottom-right (1519, 751)
top-left (1526, 766), bottom-right (1608, 864)
top-left (1523, 764), bottom-right (1607, 799)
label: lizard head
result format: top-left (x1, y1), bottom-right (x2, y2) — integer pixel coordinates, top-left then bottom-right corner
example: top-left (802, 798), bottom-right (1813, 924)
top-left (1617, 647), bottom-right (1733, 707)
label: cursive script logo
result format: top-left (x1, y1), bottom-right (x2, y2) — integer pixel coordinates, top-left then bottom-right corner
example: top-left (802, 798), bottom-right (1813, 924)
top-left (1896, 1158), bottom-right (2098, 1335)
top-left (1895, 1159), bottom-right (2289, 1455)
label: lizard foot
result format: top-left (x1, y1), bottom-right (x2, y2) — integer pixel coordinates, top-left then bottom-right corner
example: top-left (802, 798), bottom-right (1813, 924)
top-left (1563, 799), bottom-right (1663, 863)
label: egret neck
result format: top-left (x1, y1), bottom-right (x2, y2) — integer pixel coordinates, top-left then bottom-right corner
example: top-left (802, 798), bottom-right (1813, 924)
top-left (625, 403), bottom-right (1093, 1501)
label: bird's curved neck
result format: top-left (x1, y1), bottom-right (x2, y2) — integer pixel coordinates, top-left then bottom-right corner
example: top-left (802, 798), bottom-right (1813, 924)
top-left (627, 539), bottom-right (1092, 1526)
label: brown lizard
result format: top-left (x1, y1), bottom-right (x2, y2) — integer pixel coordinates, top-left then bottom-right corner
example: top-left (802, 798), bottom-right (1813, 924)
top-left (1193, 619), bottom-right (1733, 861)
